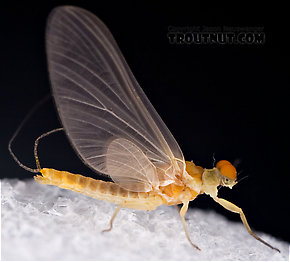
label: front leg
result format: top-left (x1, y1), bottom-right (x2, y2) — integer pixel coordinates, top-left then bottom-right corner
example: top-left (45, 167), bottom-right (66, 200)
top-left (213, 197), bottom-right (280, 252)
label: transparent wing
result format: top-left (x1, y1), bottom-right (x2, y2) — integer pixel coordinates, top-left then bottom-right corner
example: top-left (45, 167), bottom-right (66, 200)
top-left (106, 138), bottom-right (157, 192)
top-left (46, 6), bottom-right (185, 192)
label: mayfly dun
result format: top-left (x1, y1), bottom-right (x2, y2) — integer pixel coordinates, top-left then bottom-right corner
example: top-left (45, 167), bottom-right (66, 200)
top-left (9, 6), bottom-right (280, 252)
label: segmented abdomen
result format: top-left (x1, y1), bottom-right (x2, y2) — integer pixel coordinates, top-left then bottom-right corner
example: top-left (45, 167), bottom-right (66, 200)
top-left (34, 168), bottom-right (163, 210)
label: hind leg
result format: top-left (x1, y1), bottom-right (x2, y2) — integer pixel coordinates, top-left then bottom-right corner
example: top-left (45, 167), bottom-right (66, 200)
top-left (102, 205), bottom-right (121, 233)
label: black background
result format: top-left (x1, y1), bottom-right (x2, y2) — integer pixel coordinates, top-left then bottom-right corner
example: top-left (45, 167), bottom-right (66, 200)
top-left (1, 1), bottom-right (289, 243)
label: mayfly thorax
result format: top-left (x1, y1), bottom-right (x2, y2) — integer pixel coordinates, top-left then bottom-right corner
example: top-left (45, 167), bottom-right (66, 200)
top-left (9, 6), bottom-right (280, 252)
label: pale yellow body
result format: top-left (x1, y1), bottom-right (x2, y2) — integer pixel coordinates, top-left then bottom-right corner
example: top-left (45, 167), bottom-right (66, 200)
top-left (34, 161), bottom-right (203, 212)
top-left (33, 162), bottom-right (280, 252)
top-left (35, 168), bottom-right (164, 211)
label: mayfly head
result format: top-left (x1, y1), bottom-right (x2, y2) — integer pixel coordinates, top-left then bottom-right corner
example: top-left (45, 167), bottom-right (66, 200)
top-left (216, 160), bottom-right (237, 189)
top-left (201, 160), bottom-right (237, 197)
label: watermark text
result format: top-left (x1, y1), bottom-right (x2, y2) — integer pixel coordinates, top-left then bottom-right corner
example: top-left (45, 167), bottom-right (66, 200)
top-left (167, 26), bottom-right (265, 45)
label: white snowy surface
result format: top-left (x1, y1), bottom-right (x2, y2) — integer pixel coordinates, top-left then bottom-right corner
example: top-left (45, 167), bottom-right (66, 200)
top-left (1, 178), bottom-right (289, 261)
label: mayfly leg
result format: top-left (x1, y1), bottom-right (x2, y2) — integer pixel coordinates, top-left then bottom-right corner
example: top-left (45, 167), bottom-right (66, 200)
top-left (213, 197), bottom-right (281, 252)
top-left (179, 202), bottom-right (201, 251)
top-left (102, 205), bottom-right (122, 233)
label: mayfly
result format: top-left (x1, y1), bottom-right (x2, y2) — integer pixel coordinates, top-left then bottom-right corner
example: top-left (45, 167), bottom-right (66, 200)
top-left (9, 6), bottom-right (280, 252)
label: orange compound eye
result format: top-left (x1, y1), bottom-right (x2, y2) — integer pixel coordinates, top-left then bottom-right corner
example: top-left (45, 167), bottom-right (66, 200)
top-left (216, 160), bottom-right (232, 169)
top-left (216, 160), bottom-right (237, 180)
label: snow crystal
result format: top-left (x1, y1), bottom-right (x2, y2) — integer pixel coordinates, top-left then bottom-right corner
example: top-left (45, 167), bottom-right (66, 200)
top-left (1, 179), bottom-right (289, 260)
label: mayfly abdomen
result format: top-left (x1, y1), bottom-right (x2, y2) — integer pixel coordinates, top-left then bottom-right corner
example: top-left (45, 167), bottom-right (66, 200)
top-left (34, 168), bottom-right (163, 211)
